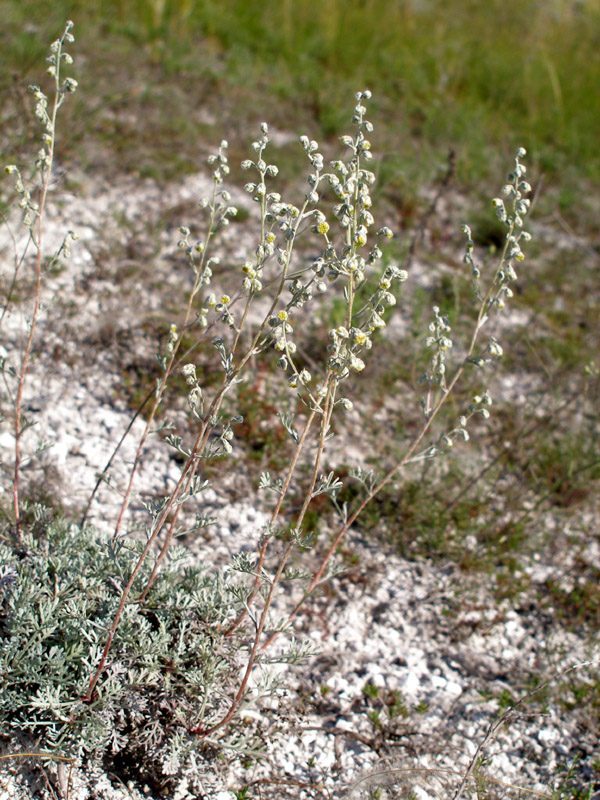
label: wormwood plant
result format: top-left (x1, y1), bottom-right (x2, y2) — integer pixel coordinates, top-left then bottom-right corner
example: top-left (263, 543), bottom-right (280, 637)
top-left (1, 21), bottom-right (535, 782)
top-left (2, 20), bottom-right (78, 538)
top-left (0, 520), bottom-right (251, 774)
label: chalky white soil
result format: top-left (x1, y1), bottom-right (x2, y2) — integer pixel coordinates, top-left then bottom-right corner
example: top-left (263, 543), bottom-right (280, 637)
top-left (1, 169), bottom-right (598, 800)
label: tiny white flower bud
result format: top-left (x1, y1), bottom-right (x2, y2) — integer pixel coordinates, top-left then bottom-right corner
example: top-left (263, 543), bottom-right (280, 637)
top-left (488, 340), bottom-right (503, 357)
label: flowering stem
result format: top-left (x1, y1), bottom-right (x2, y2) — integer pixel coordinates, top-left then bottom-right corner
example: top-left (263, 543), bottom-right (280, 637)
top-left (12, 29), bottom-right (71, 540)
top-left (262, 222), bottom-right (522, 646)
top-left (111, 182), bottom-right (221, 538)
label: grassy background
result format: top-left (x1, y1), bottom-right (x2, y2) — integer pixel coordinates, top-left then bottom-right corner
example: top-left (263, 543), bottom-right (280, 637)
top-left (1, 0), bottom-right (599, 201)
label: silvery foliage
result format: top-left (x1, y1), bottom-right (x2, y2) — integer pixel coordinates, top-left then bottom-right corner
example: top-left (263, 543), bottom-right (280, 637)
top-left (0, 520), bottom-right (259, 770)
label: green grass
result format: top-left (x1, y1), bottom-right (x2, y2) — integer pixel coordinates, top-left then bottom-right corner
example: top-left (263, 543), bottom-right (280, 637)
top-left (1, 0), bottom-right (599, 197)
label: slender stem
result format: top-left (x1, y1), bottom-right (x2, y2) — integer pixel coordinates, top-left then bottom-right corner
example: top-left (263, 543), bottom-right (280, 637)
top-left (138, 193), bottom-right (315, 597)
top-left (0, 213), bottom-right (32, 327)
top-left (261, 396), bottom-right (439, 651)
top-left (91, 188), bottom-right (316, 683)
top-left (86, 368), bottom-right (228, 694)
top-left (196, 139), bottom-right (369, 728)
top-left (82, 519), bottom-right (166, 701)
top-left (261, 240), bottom-right (515, 648)
top-left (12, 55), bottom-right (65, 539)
top-left (223, 362), bottom-right (335, 639)
top-left (191, 539), bottom-right (294, 737)
top-left (222, 405), bottom-right (319, 636)
top-left (199, 367), bottom-right (339, 733)
top-left (112, 186), bottom-right (220, 537)
top-left (80, 386), bottom-right (152, 527)
top-left (80, 321), bottom-right (217, 527)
